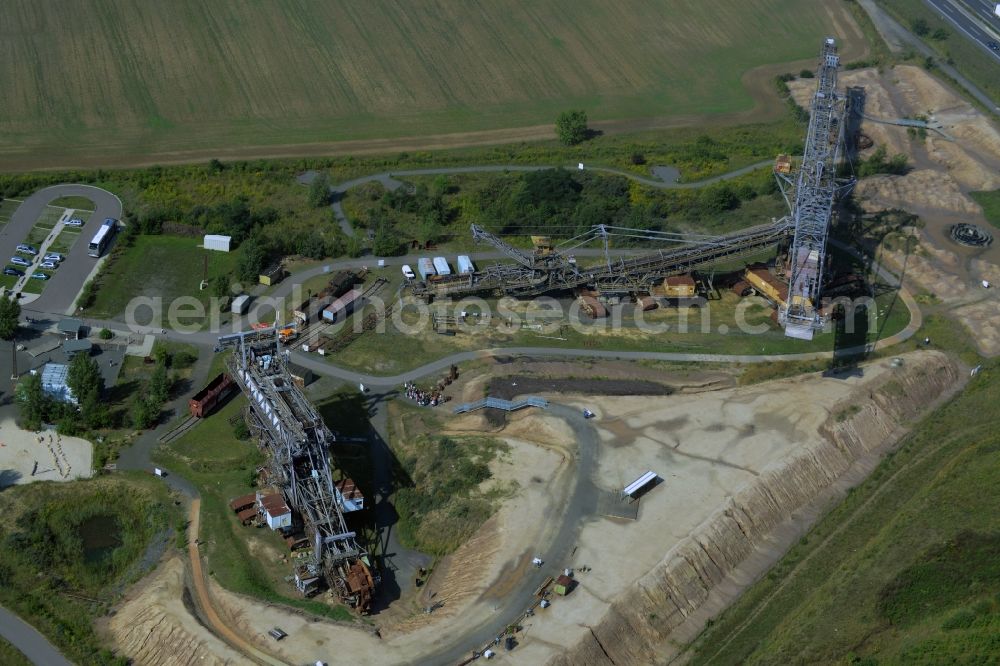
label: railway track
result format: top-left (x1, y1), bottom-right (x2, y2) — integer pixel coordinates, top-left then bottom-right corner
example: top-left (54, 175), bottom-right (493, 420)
top-left (158, 415), bottom-right (199, 444)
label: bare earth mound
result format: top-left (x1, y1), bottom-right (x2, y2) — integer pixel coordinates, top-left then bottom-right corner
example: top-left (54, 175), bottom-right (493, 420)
top-left (102, 557), bottom-right (245, 665)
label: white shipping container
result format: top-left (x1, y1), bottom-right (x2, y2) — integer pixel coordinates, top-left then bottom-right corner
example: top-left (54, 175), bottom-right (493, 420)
top-left (231, 294), bottom-right (251, 314)
top-left (433, 257), bottom-right (451, 275)
top-left (456, 255), bottom-right (475, 274)
top-left (204, 234), bottom-right (232, 252)
top-left (417, 258), bottom-right (436, 280)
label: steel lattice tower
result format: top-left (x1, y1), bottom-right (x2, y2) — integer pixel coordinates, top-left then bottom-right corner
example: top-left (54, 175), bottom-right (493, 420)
top-left (780, 38), bottom-right (848, 340)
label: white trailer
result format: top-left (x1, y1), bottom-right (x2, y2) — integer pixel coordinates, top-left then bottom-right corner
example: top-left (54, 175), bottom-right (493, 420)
top-left (433, 257), bottom-right (451, 275)
top-left (231, 294), bottom-right (251, 314)
top-left (456, 255), bottom-right (475, 274)
top-left (417, 258), bottom-right (436, 281)
top-left (204, 234), bottom-right (232, 252)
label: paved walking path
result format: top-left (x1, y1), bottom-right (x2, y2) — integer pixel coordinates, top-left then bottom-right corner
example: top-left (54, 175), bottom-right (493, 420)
top-left (0, 606), bottom-right (73, 666)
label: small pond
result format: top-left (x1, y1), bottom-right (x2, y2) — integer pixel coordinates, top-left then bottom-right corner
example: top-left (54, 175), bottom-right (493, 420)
top-left (78, 514), bottom-right (123, 565)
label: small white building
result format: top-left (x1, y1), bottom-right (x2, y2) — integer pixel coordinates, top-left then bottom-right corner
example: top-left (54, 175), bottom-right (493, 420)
top-left (204, 234), bottom-right (232, 252)
top-left (258, 492), bottom-right (292, 530)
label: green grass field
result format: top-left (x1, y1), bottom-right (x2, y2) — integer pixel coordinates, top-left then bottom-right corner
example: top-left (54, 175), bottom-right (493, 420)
top-left (688, 353), bottom-right (1000, 665)
top-left (970, 189), bottom-right (1000, 229)
top-left (0, 0), bottom-right (865, 168)
top-left (86, 235), bottom-right (241, 320)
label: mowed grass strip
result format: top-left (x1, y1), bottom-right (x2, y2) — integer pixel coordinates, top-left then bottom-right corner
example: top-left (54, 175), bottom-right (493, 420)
top-left (49, 195), bottom-right (96, 210)
top-left (0, 199), bottom-right (21, 224)
top-left (48, 226), bottom-right (83, 255)
top-left (0, 0), bottom-right (863, 164)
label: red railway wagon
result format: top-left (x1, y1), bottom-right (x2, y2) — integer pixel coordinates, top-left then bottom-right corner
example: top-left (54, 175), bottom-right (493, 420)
top-left (189, 373), bottom-right (236, 418)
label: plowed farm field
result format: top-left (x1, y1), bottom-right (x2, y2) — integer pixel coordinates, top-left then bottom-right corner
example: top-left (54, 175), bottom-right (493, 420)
top-left (0, 0), bottom-right (865, 169)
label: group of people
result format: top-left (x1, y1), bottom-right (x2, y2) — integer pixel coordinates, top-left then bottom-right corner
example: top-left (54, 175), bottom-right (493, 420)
top-left (401, 381), bottom-right (442, 407)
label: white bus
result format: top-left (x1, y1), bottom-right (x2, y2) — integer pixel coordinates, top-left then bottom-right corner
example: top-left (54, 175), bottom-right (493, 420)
top-left (88, 218), bottom-right (118, 257)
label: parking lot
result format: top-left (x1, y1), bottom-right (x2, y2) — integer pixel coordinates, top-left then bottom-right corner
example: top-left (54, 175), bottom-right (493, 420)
top-left (0, 185), bottom-right (122, 315)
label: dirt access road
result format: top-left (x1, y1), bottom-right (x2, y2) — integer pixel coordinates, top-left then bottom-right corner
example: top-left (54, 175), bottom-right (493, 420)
top-left (186, 499), bottom-right (285, 666)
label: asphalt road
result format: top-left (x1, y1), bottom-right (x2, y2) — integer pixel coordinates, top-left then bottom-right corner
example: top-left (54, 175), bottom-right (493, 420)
top-left (859, 0), bottom-right (1000, 112)
top-left (960, 0), bottom-right (1000, 30)
top-left (0, 606), bottom-right (73, 666)
top-left (424, 402), bottom-right (600, 665)
top-left (2, 184), bottom-right (122, 315)
top-left (928, 0), bottom-right (1000, 60)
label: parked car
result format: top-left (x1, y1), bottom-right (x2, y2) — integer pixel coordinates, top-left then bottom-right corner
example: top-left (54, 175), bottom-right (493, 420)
top-left (15, 244), bottom-right (38, 255)
top-left (64, 218), bottom-right (84, 227)
top-left (268, 628), bottom-right (287, 641)
top-left (401, 264), bottom-right (416, 280)
top-left (43, 252), bottom-right (63, 262)
top-left (30, 272), bottom-right (49, 281)
top-left (3, 267), bottom-right (24, 277)
top-left (10, 256), bottom-right (31, 267)
top-left (39, 260), bottom-right (58, 270)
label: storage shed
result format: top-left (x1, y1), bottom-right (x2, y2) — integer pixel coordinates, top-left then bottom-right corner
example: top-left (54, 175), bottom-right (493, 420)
top-left (259, 263), bottom-right (285, 286)
top-left (457, 255), bottom-right (475, 275)
top-left (204, 235), bottom-right (232, 252)
top-left (336, 478), bottom-right (365, 512)
top-left (57, 318), bottom-right (83, 340)
top-left (664, 275), bottom-right (697, 298)
top-left (288, 363), bottom-right (316, 388)
top-left (62, 339), bottom-right (93, 357)
top-left (258, 492), bottom-right (292, 530)
top-left (554, 575), bottom-right (575, 596)
top-left (229, 493), bottom-right (257, 513)
top-left (322, 288), bottom-right (362, 323)
top-left (417, 258), bottom-right (436, 281)
top-left (433, 257), bottom-right (451, 275)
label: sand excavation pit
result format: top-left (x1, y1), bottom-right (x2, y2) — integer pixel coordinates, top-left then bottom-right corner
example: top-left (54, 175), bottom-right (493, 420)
top-left (0, 404), bottom-right (92, 487)
top-left (495, 351), bottom-right (961, 665)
